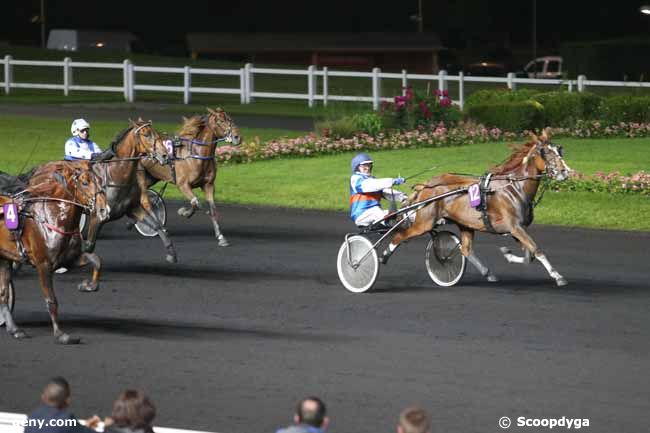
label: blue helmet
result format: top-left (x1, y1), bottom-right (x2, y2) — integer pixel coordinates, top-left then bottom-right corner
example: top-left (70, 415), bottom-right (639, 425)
top-left (351, 153), bottom-right (373, 173)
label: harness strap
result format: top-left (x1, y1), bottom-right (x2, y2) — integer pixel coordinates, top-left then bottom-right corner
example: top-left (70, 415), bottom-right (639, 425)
top-left (478, 174), bottom-right (498, 234)
top-left (43, 222), bottom-right (80, 237)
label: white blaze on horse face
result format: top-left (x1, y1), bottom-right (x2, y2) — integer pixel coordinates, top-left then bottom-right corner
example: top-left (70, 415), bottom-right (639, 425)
top-left (550, 145), bottom-right (572, 180)
top-left (58, 202), bottom-right (67, 219)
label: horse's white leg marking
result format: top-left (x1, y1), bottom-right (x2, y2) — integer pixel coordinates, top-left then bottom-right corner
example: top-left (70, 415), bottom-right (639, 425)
top-left (535, 252), bottom-right (567, 286)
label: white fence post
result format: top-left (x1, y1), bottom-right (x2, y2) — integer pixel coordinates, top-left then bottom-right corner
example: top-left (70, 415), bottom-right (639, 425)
top-left (128, 62), bottom-right (135, 103)
top-left (438, 69), bottom-right (448, 93)
top-left (239, 68), bottom-right (246, 104)
top-left (458, 71), bottom-right (465, 110)
top-left (322, 67), bottom-right (329, 107)
top-left (63, 57), bottom-right (71, 96)
top-left (372, 67), bottom-right (381, 111)
top-left (577, 75), bottom-right (586, 92)
top-left (568, 80), bottom-right (573, 92)
top-left (183, 66), bottom-right (191, 105)
top-left (122, 59), bottom-right (130, 101)
top-left (4, 55), bottom-right (12, 95)
top-left (507, 72), bottom-right (516, 91)
top-left (307, 65), bottom-right (316, 108)
top-left (401, 69), bottom-right (408, 96)
top-left (244, 63), bottom-right (254, 103)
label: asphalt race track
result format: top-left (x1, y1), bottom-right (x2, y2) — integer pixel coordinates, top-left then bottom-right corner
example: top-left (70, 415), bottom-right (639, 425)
top-left (1, 202), bottom-right (649, 433)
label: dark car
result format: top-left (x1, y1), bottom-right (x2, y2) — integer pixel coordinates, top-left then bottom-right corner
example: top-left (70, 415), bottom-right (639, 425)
top-left (463, 61), bottom-right (508, 77)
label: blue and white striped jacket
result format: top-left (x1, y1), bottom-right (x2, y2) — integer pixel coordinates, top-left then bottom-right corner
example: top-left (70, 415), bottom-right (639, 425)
top-left (64, 136), bottom-right (102, 161)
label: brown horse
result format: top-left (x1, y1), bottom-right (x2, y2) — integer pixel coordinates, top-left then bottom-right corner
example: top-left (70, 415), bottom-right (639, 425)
top-left (140, 107), bottom-right (241, 246)
top-left (382, 130), bottom-right (572, 287)
top-left (84, 119), bottom-right (178, 263)
top-left (0, 161), bottom-right (109, 343)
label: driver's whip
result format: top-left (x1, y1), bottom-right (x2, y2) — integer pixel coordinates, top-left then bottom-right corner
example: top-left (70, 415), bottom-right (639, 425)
top-left (404, 165), bottom-right (437, 182)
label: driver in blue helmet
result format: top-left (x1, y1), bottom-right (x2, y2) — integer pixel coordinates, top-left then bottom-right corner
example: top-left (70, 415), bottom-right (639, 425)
top-left (349, 153), bottom-right (407, 227)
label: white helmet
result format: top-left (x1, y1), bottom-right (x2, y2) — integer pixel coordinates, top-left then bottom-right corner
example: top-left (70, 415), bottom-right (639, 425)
top-left (71, 118), bottom-right (91, 136)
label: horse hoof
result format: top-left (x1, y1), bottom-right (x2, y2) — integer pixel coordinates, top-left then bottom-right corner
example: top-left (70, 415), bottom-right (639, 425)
top-left (125, 221), bottom-right (135, 231)
top-left (177, 208), bottom-right (194, 218)
top-left (380, 250), bottom-right (392, 265)
top-left (556, 277), bottom-right (568, 287)
top-left (487, 275), bottom-right (499, 283)
top-left (217, 238), bottom-right (231, 247)
top-left (56, 333), bottom-right (81, 345)
top-left (166, 254), bottom-right (178, 264)
top-left (78, 280), bottom-right (98, 293)
top-left (11, 329), bottom-right (29, 339)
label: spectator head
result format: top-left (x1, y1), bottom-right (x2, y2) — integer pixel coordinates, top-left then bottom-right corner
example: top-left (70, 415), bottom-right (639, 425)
top-left (41, 377), bottom-right (71, 410)
top-left (111, 390), bottom-right (156, 431)
top-left (293, 397), bottom-right (328, 429)
top-left (397, 407), bottom-right (431, 433)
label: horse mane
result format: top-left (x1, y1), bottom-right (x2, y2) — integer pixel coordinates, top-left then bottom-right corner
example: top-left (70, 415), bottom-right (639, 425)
top-left (109, 127), bottom-right (134, 153)
top-left (489, 140), bottom-right (536, 174)
top-left (177, 116), bottom-right (205, 137)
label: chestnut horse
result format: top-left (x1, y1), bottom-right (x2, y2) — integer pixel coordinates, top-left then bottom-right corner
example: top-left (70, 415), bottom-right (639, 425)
top-left (0, 161), bottom-right (108, 343)
top-left (84, 119), bottom-right (178, 263)
top-left (383, 131), bottom-right (572, 286)
top-left (140, 108), bottom-right (241, 246)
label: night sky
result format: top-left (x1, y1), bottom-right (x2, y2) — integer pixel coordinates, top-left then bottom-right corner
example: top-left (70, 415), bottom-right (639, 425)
top-left (2, 0), bottom-right (650, 54)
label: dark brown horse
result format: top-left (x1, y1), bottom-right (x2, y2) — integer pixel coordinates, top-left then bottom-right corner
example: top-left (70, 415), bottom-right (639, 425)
top-left (0, 161), bottom-right (109, 343)
top-left (141, 107), bottom-right (241, 246)
top-left (84, 119), bottom-right (178, 263)
top-left (383, 130), bottom-right (572, 286)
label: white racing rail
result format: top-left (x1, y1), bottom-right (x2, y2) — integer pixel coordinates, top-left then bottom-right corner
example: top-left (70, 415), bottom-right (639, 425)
top-left (0, 412), bottom-right (219, 433)
top-left (3, 55), bottom-right (650, 110)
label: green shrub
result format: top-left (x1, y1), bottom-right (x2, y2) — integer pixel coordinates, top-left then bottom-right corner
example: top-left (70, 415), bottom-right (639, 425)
top-left (598, 95), bottom-right (650, 124)
top-left (352, 112), bottom-right (384, 136)
top-left (465, 89), bottom-right (540, 107)
top-left (314, 116), bottom-right (358, 138)
top-left (466, 100), bottom-right (545, 132)
top-left (531, 91), bottom-right (603, 127)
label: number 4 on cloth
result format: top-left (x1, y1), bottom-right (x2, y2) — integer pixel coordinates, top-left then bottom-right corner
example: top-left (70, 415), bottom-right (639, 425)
top-left (468, 184), bottom-right (481, 208)
top-left (3, 203), bottom-right (19, 230)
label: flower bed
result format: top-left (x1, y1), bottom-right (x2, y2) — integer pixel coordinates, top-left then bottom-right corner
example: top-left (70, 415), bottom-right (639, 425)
top-left (549, 171), bottom-right (650, 196)
top-left (216, 120), bottom-right (650, 166)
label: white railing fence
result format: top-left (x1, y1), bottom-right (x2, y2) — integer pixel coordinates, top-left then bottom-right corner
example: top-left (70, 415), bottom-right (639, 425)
top-left (3, 55), bottom-right (650, 110)
top-left (0, 412), bottom-right (219, 433)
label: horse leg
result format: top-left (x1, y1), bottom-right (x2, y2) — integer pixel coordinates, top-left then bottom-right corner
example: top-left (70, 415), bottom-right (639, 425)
top-left (0, 260), bottom-right (28, 339)
top-left (460, 229), bottom-right (498, 282)
top-left (35, 262), bottom-right (80, 344)
top-left (509, 226), bottom-right (568, 287)
top-left (499, 239), bottom-right (535, 265)
top-left (176, 183), bottom-right (200, 218)
top-left (202, 182), bottom-right (230, 247)
top-left (76, 252), bottom-right (101, 293)
top-left (380, 216), bottom-right (434, 264)
top-left (129, 207), bottom-right (178, 264)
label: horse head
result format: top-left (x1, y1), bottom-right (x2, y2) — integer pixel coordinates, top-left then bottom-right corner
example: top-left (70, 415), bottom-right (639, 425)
top-left (68, 163), bottom-right (110, 223)
top-left (527, 130), bottom-right (572, 181)
top-left (206, 107), bottom-right (241, 146)
top-left (125, 118), bottom-right (167, 163)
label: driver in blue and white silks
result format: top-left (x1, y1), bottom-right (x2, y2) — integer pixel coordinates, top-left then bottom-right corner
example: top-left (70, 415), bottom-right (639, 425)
top-left (349, 153), bottom-right (407, 227)
top-left (64, 118), bottom-right (102, 161)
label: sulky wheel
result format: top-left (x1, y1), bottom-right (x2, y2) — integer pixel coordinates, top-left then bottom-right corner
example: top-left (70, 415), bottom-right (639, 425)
top-left (425, 230), bottom-right (466, 287)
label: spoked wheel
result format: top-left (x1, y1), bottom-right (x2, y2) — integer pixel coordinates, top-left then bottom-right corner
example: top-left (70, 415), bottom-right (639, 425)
top-left (0, 281), bottom-right (15, 327)
top-left (425, 230), bottom-right (466, 287)
top-left (134, 189), bottom-right (167, 237)
top-left (337, 235), bottom-right (379, 293)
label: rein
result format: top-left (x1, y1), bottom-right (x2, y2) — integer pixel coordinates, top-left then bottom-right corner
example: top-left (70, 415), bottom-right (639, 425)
top-left (21, 197), bottom-right (92, 211)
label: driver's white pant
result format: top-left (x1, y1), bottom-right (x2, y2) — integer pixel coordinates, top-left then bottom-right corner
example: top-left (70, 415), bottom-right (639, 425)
top-left (354, 207), bottom-right (389, 227)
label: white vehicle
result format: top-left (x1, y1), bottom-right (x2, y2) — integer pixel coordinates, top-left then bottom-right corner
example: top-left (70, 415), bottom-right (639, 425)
top-left (523, 56), bottom-right (563, 79)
